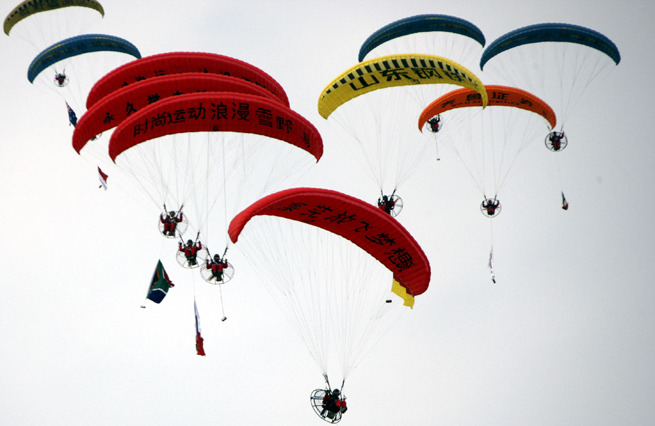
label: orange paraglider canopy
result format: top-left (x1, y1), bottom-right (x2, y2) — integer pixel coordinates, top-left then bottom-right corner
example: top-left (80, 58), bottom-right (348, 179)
top-left (419, 85), bottom-right (556, 131)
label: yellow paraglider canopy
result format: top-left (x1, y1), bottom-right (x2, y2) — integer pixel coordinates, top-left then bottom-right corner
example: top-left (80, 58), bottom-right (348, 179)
top-left (318, 53), bottom-right (487, 119)
top-left (4, 0), bottom-right (104, 35)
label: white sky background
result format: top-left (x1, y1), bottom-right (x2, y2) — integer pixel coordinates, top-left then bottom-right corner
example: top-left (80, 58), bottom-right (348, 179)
top-left (1, 0), bottom-right (654, 425)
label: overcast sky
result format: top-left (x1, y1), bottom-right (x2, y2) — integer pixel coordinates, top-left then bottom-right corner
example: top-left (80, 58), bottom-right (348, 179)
top-left (1, 1), bottom-right (653, 425)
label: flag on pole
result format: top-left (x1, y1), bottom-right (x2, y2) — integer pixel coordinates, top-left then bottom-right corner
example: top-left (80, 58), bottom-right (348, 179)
top-left (194, 299), bottom-right (206, 356)
top-left (66, 102), bottom-right (77, 127)
top-left (489, 246), bottom-right (496, 284)
top-left (98, 167), bottom-right (108, 190)
top-left (144, 260), bottom-right (174, 305)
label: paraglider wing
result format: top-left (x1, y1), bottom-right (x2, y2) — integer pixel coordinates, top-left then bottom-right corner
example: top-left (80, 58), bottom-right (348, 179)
top-left (228, 187), bottom-right (431, 297)
top-left (73, 73), bottom-right (284, 153)
top-left (418, 85), bottom-right (556, 131)
top-left (109, 92), bottom-right (323, 162)
top-left (358, 14), bottom-right (486, 62)
top-left (4, 0), bottom-right (105, 35)
top-left (318, 54), bottom-right (487, 119)
top-left (27, 34), bottom-right (141, 83)
top-left (86, 52), bottom-right (289, 109)
top-left (480, 23), bottom-right (621, 70)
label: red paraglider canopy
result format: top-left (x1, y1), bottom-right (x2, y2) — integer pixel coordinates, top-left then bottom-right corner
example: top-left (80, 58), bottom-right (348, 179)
top-left (109, 92), bottom-right (323, 162)
top-left (229, 187), bottom-right (431, 297)
top-left (73, 73), bottom-right (283, 153)
top-left (87, 52), bottom-right (290, 109)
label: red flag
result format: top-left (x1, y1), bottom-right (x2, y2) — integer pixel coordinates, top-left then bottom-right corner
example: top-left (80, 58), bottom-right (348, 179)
top-left (194, 299), bottom-right (205, 356)
top-left (98, 167), bottom-right (109, 190)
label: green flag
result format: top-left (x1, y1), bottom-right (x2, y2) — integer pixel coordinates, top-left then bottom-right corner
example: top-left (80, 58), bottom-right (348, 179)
top-left (146, 260), bottom-right (174, 304)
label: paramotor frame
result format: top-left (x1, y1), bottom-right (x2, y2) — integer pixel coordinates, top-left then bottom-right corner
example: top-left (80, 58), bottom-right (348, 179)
top-left (310, 389), bottom-right (344, 424)
top-left (200, 261), bottom-right (235, 284)
top-left (545, 131), bottom-right (568, 152)
top-left (158, 214), bottom-right (188, 239)
top-left (175, 247), bottom-right (208, 269)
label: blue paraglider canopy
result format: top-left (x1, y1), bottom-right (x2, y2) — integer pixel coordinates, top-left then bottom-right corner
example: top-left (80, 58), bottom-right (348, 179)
top-left (480, 23), bottom-right (621, 70)
top-left (27, 34), bottom-right (141, 83)
top-left (358, 14), bottom-right (485, 62)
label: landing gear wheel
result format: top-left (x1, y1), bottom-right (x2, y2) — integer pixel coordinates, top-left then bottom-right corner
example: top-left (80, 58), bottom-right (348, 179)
top-left (310, 389), bottom-right (342, 424)
top-left (158, 215), bottom-right (188, 239)
top-left (200, 262), bottom-right (235, 284)
top-left (176, 249), bottom-right (207, 269)
top-left (545, 131), bottom-right (568, 152)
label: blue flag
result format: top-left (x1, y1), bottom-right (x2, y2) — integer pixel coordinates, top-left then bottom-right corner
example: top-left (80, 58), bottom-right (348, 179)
top-left (66, 102), bottom-right (77, 127)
